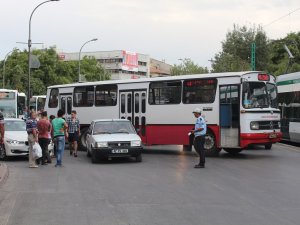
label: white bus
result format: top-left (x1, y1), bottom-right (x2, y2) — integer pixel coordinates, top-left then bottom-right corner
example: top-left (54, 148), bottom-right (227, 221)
top-left (44, 71), bottom-right (282, 155)
top-left (0, 89), bottom-right (26, 118)
top-left (30, 95), bottom-right (46, 113)
top-left (277, 71), bottom-right (300, 143)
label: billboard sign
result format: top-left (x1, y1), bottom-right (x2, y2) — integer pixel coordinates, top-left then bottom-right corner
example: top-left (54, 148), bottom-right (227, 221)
top-left (122, 50), bottom-right (138, 72)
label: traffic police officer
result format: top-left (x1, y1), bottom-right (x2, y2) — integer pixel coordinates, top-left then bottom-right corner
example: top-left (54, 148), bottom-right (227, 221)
top-left (191, 108), bottom-right (206, 168)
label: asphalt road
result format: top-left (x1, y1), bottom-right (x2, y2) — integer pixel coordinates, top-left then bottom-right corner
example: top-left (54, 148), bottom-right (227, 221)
top-left (0, 143), bottom-right (300, 225)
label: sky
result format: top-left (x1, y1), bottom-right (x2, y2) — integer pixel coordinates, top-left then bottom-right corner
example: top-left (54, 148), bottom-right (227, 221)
top-left (0, 0), bottom-right (299, 68)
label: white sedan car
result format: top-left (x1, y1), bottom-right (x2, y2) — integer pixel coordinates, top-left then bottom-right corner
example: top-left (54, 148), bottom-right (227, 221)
top-left (0, 118), bottom-right (53, 160)
top-left (0, 118), bottom-right (29, 159)
top-left (86, 119), bottom-right (143, 163)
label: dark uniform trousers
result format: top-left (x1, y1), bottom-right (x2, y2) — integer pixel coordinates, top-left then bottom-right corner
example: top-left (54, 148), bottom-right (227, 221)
top-left (193, 135), bottom-right (205, 165)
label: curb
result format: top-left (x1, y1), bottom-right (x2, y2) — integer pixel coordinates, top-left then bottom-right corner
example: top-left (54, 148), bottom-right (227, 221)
top-left (0, 163), bottom-right (9, 187)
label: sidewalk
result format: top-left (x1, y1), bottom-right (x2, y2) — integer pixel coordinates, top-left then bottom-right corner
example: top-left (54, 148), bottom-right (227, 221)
top-left (0, 163), bottom-right (8, 187)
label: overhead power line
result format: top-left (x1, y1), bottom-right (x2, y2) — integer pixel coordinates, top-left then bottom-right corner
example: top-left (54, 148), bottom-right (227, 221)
top-left (264, 7), bottom-right (300, 28)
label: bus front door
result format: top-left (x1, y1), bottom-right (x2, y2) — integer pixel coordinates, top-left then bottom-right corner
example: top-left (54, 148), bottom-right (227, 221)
top-left (60, 95), bottom-right (72, 117)
top-left (120, 90), bottom-right (147, 139)
top-left (219, 85), bottom-right (240, 148)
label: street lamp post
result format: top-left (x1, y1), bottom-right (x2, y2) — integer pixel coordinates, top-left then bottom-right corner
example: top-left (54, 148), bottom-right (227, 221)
top-left (3, 48), bottom-right (18, 89)
top-left (27, 0), bottom-right (59, 110)
top-left (78, 38), bottom-right (98, 82)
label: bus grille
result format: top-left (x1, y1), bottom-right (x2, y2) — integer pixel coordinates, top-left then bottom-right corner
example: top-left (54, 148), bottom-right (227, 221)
top-left (258, 121), bottom-right (280, 130)
top-left (108, 142), bottom-right (131, 148)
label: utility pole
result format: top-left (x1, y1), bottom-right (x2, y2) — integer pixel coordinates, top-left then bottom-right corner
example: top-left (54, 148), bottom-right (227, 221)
top-left (251, 42), bottom-right (256, 71)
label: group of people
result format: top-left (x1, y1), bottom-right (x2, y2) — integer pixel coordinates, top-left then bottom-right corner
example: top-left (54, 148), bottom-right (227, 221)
top-left (1, 107), bottom-right (207, 169)
top-left (26, 109), bottom-right (80, 168)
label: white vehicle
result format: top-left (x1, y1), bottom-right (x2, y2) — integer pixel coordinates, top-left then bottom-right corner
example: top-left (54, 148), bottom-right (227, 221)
top-left (0, 89), bottom-right (26, 118)
top-left (86, 119), bottom-right (143, 163)
top-left (30, 95), bottom-right (46, 113)
top-left (0, 118), bottom-right (28, 159)
top-left (45, 71), bottom-right (282, 155)
top-left (0, 118), bottom-right (54, 160)
top-left (277, 71), bottom-right (300, 143)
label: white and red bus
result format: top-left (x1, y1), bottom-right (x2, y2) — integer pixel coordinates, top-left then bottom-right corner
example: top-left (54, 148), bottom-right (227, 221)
top-left (29, 95), bottom-right (46, 113)
top-left (44, 71), bottom-right (282, 155)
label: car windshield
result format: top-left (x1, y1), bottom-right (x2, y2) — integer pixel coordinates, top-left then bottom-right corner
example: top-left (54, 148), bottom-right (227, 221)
top-left (93, 121), bottom-right (136, 135)
top-left (4, 120), bottom-right (26, 131)
top-left (242, 82), bottom-right (271, 109)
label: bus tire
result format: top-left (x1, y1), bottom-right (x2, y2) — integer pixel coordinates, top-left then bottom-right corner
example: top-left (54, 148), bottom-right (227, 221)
top-left (204, 131), bottom-right (221, 156)
top-left (223, 148), bottom-right (243, 154)
top-left (265, 143), bottom-right (272, 150)
top-left (78, 127), bottom-right (88, 151)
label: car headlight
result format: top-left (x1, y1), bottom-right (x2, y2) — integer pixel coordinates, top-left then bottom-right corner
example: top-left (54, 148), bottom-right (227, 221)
top-left (131, 140), bottom-right (141, 147)
top-left (250, 121), bottom-right (259, 130)
top-left (6, 139), bottom-right (21, 145)
top-left (96, 142), bottom-right (108, 148)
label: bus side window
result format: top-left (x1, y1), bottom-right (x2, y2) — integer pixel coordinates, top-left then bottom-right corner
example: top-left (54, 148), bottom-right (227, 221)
top-left (48, 88), bottom-right (59, 108)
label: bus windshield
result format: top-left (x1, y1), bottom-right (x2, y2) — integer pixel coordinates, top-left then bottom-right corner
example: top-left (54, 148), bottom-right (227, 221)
top-left (0, 99), bottom-right (17, 118)
top-left (242, 82), bottom-right (272, 109)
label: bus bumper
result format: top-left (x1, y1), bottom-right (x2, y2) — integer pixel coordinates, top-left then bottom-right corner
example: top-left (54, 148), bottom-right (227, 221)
top-left (240, 132), bottom-right (282, 148)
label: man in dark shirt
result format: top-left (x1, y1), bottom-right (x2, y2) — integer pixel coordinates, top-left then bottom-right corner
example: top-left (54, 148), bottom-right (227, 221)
top-left (37, 111), bottom-right (51, 165)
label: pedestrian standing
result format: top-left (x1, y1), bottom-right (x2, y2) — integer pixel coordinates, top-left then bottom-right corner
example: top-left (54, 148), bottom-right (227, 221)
top-left (191, 108), bottom-right (207, 168)
top-left (49, 115), bottom-right (56, 158)
top-left (37, 111), bottom-right (51, 165)
top-left (66, 110), bottom-right (80, 157)
top-left (0, 111), bottom-right (4, 145)
top-left (52, 109), bottom-right (68, 167)
top-left (26, 111), bottom-right (39, 168)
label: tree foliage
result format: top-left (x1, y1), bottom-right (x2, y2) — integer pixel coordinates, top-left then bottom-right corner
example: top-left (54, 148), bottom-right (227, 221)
top-left (0, 47), bottom-right (110, 95)
top-left (171, 58), bottom-right (208, 75)
top-left (212, 24), bottom-right (268, 72)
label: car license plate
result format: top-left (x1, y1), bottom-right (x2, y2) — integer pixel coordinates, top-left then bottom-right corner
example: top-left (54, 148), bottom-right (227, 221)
top-left (112, 149), bottom-right (128, 153)
top-left (269, 133), bottom-right (277, 138)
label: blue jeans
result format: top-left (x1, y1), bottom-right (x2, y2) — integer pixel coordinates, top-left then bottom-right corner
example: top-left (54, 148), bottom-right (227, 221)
top-left (55, 136), bottom-right (65, 166)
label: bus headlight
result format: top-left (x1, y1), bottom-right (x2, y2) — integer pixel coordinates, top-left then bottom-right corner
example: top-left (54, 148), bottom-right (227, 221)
top-left (96, 142), bottom-right (108, 148)
top-left (131, 140), bottom-right (141, 147)
top-left (250, 121), bottom-right (259, 130)
top-left (278, 121), bottom-right (281, 128)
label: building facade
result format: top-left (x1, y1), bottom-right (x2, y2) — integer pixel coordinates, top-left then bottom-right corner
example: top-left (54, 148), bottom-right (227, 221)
top-left (59, 50), bottom-right (171, 80)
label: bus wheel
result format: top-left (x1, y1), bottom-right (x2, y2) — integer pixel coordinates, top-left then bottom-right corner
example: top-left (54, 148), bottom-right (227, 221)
top-left (79, 128), bottom-right (88, 151)
top-left (204, 131), bottom-right (220, 156)
top-left (265, 143), bottom-right (272, 150)
top-left (223, 148), bottom-right (243, 154)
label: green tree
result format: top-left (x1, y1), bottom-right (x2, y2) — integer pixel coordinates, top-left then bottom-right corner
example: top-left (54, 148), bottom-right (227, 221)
top-left (267, 32), bottom-right (300, 75)
top-left (212, 24), bottom-right (268, 72)
top-left (171, 58), bottom-right (208, 75)
top-left (0, 47), bottom-right (111, 95)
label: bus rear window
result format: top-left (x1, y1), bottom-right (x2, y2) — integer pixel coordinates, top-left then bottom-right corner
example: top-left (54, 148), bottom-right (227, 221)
top-left (183, 78), bottom-right (217, 104)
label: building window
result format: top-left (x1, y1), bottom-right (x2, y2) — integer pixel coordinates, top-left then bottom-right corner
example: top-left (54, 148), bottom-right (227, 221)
top-left (95, 84), bottom-right (117, 106)
top-left (48, 88), bottom-right (59, 108)
top-left (183, 79), bottom-right (217, 104)
top-left (149, 81), bottom-right (182, 105)
top-left (74, 86), bottom-right (94, 107)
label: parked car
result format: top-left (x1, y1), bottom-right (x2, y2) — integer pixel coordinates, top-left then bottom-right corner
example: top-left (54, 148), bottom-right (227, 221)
top-left (0, 118), bottom-right (53, 160)
top-left (86, 119), bottom-right (143, 163)
top-left (0, 118), bottom-right (29, 159)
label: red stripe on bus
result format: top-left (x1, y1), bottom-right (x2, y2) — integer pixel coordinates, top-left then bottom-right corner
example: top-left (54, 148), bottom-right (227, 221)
top-left (240, 132), bottom-right (282, 148)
